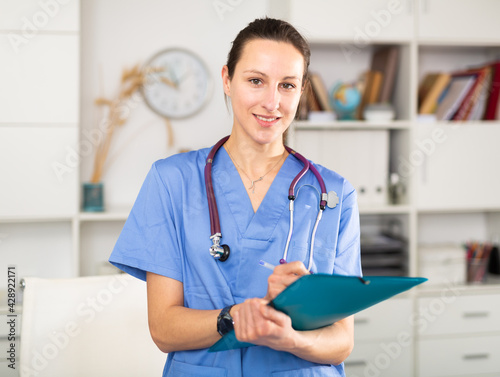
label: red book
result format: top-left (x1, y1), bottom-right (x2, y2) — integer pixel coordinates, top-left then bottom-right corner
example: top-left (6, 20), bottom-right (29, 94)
top-left (484, 61), bottom-right (500, 120)
top-left (451, 66), bottom-right (490, 121)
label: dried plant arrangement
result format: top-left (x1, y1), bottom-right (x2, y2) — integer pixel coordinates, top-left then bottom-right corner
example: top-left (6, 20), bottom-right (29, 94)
top-left (90, 64), bottom-right (173, 183)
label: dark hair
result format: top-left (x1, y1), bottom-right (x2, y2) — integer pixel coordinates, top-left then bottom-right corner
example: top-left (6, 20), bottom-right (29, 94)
top-left (226, 17), bottom-right (310, 86)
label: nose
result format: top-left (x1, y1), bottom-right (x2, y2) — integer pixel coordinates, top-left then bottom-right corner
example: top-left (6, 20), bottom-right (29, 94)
top-left (262, 86), bottom-right (280, 112)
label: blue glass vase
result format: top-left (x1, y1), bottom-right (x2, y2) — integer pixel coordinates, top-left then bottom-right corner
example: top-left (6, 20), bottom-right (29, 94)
top-left (83, 182), bottom-right (105, 212)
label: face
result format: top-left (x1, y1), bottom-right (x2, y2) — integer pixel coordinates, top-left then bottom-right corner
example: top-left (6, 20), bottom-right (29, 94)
top-left (222, 39), bottom-right (304, 147)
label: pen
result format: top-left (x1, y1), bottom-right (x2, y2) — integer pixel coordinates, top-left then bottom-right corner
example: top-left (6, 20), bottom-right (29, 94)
top-left (259, 260), bottom-right (315, 274)
top-left (259, 260), bottom-right (276, 271)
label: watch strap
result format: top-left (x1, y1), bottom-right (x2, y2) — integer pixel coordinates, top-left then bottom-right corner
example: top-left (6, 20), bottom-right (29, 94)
top-left (217, 304), bottom-right (234, 336)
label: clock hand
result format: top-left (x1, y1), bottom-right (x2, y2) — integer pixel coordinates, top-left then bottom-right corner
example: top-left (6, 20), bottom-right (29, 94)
top-left (171, 68), bottom-right (192, 90)
top-left (159, 76), bottom-right (177, 88)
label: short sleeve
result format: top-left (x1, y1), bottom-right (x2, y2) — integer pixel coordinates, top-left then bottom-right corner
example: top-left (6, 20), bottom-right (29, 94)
top-left (109, 162), bottom-right (183, 282)
top-left (332, 185), bottom-right (362, 277)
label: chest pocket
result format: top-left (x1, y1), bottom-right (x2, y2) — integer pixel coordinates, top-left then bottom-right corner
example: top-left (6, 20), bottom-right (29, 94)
top-left (291, 241), bottom-right (335, 274)
top-left (166, 360), bottom-right (227, 377)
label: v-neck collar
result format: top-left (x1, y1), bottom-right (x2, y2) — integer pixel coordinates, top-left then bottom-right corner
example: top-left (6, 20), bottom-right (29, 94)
top-left (213, 147), bottom-right (302, 241)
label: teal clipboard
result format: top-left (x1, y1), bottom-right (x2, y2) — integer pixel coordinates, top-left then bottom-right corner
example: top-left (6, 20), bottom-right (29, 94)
top-left (209, 274), bottom-right (427, 352)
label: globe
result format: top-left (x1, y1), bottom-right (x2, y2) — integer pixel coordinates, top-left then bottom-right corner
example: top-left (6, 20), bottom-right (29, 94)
top-left (329, 82), bottom-right (361, 120)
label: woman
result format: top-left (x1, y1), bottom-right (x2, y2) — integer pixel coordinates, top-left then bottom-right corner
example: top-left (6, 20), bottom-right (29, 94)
top-left (109, 17), bottom-right (361, 376)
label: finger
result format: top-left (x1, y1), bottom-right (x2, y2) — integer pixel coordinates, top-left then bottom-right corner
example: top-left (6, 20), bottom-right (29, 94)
top-left (260, 304), bottom-right (291, 328)
top-left (274, 260), bottom-right (309, 276)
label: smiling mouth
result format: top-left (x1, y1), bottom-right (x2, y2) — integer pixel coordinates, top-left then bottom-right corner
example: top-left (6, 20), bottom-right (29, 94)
top-left (254, 114), bottom-right (280, 122)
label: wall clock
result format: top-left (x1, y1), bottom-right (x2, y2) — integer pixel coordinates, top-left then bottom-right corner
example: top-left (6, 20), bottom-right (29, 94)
top-left (141, 48), bottom-right (212, 119)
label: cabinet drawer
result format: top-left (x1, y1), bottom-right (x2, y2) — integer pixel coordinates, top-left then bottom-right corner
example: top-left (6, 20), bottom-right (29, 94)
top-left (418, 336), bottom-right (500, 377)
top-left (417, 294), bottom-right (500, 336)
top-left (345, 339), bottom-right (413, 377)
top-left (355, 298), bottom-right (412, 341)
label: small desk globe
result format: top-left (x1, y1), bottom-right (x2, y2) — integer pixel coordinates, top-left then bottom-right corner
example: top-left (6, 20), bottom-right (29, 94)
top-left (329, 82), bottom-right (361, 120)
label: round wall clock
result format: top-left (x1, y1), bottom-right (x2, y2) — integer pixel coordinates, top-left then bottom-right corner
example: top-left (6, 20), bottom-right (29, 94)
top-left (141, 48), bottom-right (212, 119)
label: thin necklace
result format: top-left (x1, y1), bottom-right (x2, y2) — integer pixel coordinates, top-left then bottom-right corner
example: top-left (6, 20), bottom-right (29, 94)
top-left (226, 146), bottom-right (286, 194)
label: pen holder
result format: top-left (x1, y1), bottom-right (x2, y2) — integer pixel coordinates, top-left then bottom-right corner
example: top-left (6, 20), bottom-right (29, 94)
top-left (467, 259), bottom-right (489, 283)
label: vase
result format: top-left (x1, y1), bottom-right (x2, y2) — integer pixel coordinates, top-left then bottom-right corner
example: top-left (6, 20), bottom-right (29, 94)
top-left (83, 182), bottom-right (105, 212)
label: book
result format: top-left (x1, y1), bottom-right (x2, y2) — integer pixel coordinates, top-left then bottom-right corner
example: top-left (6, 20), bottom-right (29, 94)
top-left (370, 46), bottom-right (399, 103)
top-left (465, 67), bottom-right (492, 120)
top-left (451, 66), bottom-right (491, 121)
top-left (484, 61), bottom-right (500, 120)
top-left (309, 72), bottom-right (333, 112)
top-left (357, 70), bottom-right (383, 120)
top-left (418, 73), bottom-right (451, 114)
top-left (435, 72), bottom-right (478, 121)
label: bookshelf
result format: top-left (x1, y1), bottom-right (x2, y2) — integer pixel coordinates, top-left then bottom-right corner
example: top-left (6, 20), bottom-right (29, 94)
top-left (271, 1), bottom-right (500, 376)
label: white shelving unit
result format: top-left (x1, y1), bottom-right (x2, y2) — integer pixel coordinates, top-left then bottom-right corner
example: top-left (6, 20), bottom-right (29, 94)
top-left (1, 1), bottom-right (500, 376)
top-left (271, 1), bottom-right (500, 376)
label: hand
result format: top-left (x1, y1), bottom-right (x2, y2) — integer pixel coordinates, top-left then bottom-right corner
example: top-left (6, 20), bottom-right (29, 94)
top-left (232, 299), bottom-right (297, 351)
top-left (264, 261), bottom-right (310, 301)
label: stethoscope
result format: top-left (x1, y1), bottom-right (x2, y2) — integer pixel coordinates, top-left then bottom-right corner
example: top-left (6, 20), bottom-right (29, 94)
top-left (205, 135), bottom-right (336, 271)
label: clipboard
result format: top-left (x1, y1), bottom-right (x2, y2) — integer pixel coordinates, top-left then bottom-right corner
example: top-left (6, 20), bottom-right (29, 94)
top-left (209, 274), bottom-right (426, 352)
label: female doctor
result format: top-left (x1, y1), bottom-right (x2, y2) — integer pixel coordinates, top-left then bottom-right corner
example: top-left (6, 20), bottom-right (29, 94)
top-left (109, 17), bottom-right (361, 377)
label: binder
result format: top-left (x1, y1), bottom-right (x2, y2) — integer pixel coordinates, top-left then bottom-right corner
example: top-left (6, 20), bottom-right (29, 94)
top-left (209, 274), bottom-right (426, 352)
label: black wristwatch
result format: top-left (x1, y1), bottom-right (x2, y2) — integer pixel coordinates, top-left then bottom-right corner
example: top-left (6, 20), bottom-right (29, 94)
top-left (217, 305), bottom-right (234, 336)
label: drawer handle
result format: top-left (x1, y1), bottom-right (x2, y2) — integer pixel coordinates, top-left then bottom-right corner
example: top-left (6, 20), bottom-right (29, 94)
top-left (344, 360), bottom-right (367, 367)
top-left (462, 312), bottom-right (489, 319)
top-left (354, 318), bottom-right (369, 325)
top-left (462, 353), bottom-right (489, 361)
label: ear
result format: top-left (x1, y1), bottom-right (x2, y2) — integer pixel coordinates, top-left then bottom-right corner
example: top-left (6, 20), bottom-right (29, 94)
top-left (221, 65), bottom-right (231, 97)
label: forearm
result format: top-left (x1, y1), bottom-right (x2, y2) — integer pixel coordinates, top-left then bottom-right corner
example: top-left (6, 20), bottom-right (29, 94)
top-left (147, 271), bottom-right (229, 353)
top-left (284, 317), bottom-right (354, 365)
top-left (149, 305), bottom-right (221, 353)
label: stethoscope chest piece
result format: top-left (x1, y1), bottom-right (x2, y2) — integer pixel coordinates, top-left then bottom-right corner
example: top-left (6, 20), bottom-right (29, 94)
top-left (209, 233), bottom-right (230, 262)
top-left (327, 191), bottom-right (339, 209)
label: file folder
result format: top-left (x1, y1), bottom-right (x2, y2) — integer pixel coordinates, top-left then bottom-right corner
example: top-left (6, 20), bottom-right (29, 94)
top-left (209, 274), bottom-right (426, 352)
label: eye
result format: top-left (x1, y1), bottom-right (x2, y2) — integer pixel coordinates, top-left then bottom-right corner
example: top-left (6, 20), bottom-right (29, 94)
top-left (249, 78), bottom-right (262, 86)
top-left (281, 83), bottom-right (296, 90)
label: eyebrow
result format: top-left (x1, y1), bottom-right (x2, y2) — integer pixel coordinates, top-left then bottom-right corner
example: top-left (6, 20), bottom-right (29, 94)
top-left (243, 70), bottom-right (301, 82)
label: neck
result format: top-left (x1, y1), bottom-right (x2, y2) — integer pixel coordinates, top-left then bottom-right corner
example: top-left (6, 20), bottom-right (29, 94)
top-left (223, 133), bottom-right (287, 179)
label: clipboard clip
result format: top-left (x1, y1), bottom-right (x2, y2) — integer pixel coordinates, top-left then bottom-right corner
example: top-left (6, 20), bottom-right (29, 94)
top-left (358, 277), bottom-right (370, 285)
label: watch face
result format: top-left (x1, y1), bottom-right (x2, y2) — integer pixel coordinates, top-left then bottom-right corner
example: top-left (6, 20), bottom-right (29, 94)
top-left (141, 48), bottom-right (212, 119)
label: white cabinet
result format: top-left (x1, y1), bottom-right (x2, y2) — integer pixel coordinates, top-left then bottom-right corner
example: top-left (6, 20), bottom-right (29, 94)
top-left (418, 336), bottom-right (500, 377)
top-left (346, 298), bottom-right (414, 377)
top-left (354, 297), bottom-right (413, 341)
top-left (270, 0), bottom-right (414, 42)
top-left (0, 127), bottom-right (78, 218)
top-left (0, 0), bottom-right (80, 292)
top-left (416, 293), bottom-right (500, 377)
top-left (418, 0), bottom-right (500, 42)
top-left (0, 34), bottom-right (80, 124)
top-left (414, 124), bottom-right (500, 210)
top-left (347, 340), bottom-right (413, 377)
top-left (417, 293), bottom-right (500, 336)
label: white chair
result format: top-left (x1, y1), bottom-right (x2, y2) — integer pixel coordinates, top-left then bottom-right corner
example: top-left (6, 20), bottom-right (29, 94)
top-left (20, 274), bottom-right (166, 377)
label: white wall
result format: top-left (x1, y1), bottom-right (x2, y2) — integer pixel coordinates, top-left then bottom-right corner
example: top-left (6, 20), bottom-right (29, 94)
top-left (80, 0), bottom-right (270, 209)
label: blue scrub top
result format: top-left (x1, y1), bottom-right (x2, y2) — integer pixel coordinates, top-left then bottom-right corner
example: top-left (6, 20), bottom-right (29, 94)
top-left (109, 144), bottom-right (362, 377)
